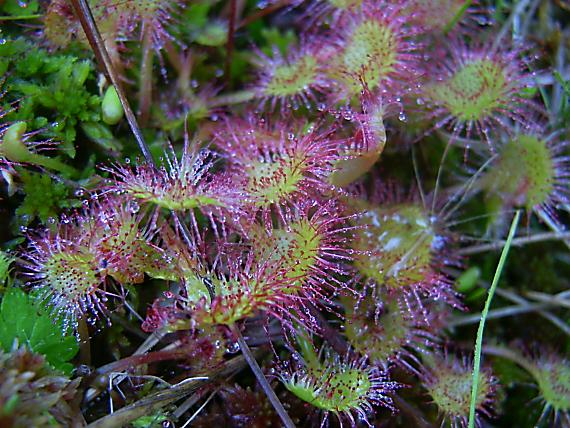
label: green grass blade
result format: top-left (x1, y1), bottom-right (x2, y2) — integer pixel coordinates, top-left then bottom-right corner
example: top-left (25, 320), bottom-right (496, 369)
top-left (443, 0), bottom-right (473, 35)
top-left (468, 210), bottom-right (521, 428)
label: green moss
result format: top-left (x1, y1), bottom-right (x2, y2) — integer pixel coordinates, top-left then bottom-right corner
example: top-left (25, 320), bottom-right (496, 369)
top-left (15, 170), bottom-right (77, 224)
top-left (0, 38), bottom-right (103, 156)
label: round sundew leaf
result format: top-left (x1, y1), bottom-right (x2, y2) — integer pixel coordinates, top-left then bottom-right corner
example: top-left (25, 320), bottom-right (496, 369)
top-left (263, 55), bottom-right (320, 99)
top-left (252, 219), bottom-right (321, 284)
top-left (43, 252), bottom-right (100, 305)
top-left (424, 58), bottom-right (508, 122)
top-left (482, 135), bottom-right (555, 210)
top-left (245, 156), bottom-right (305, 207)
top-left (334, 18), bottom-right (398, 92)
top-left (421, 354), bottom-right (496, 426)
top-left (531, 358), bottom-right (570, 414)
top-left (426, 365), bottom-right (492, 417)
top-left (353, 203), bottom-right (438, 291)
top-left (344, 295), bottom-right (414, 364)
top-left (190, 270), bottom-right (274, 327)
top-left (285, 366), bottom-right (372, 412)
top-left (109, 145), bottom-right (236, 212)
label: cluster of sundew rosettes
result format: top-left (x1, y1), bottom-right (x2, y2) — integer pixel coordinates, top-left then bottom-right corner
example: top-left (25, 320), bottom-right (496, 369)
top-left (20, 196), bottom-right (172, 330)
top-left (251, 1), bottom-right (422, 107)
top-left (419, 352), bottom-right (498, 428)
top-left (136, 199), bottom-right (358, 331)
top-left (44, 0), bottom-right (181, 54)
top-left (7, 0), bottom-right (568, 424)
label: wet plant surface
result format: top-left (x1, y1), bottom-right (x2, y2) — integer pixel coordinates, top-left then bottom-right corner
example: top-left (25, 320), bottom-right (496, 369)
top-left (1, 0), bottom-right (570, 427)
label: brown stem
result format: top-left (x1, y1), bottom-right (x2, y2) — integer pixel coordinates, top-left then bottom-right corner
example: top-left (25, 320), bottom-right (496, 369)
top-left (392, 394), bottom-right (434, 428)
top-left (138, 25), bottom-right (154, 125)
top-left (224, 0), bottom-right (237, 86)
top-left (307, 303), bottom-right (350, 356)
top-left (77, 316), bottom-right (92, 366)
top-left (231, 324), bottom-right (296, 428)
top-left (237, 0), bottom-right (292, 29)
top-left (93, 348), bottom-right (189, 377)
top-left (70, 0), bottom-right (153, 163)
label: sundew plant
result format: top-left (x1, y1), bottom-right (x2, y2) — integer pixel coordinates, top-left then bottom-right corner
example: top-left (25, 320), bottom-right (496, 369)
top-left (1, 0), bottom-right (570, 427)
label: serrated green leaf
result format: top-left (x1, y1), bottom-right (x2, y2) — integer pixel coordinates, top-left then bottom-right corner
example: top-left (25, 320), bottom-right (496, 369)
top-left (0, 288), bottom-right (78, 374)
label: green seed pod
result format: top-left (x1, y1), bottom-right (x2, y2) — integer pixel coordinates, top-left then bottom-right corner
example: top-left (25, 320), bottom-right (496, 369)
top-left (101, 86), bottom-right (124, 125)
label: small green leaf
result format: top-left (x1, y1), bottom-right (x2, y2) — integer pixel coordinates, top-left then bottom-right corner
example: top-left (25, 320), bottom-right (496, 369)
top-left (456, 267), bottom-right (481, 293)
top-left (0, 288), bottom-right (79, 374)
top-left (0, 251), bottom-right (14, 285)
top-left (1, 0), bottom-right (39, 16)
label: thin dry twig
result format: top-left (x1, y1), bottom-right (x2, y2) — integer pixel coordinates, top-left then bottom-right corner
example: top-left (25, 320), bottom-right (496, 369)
top-left (86, 355), bottom-right (249, 428)
top-left (459, 231), bottom-right (570, 255)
